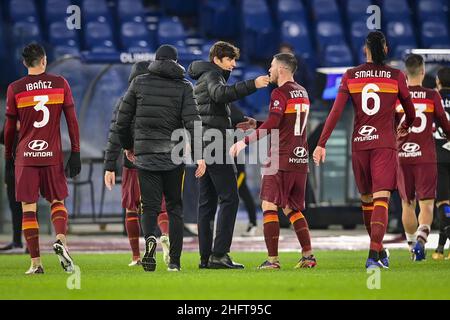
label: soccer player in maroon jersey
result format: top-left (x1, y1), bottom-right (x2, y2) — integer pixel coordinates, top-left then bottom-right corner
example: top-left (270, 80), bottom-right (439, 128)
top-left (395, 54), bottom-right (450, 261)
top-left (230, 53), bottom-right (316, 269)
top-left (313, 31), bottom-right (416, 269)
top-left (3, 43), bottom-right (81, 274)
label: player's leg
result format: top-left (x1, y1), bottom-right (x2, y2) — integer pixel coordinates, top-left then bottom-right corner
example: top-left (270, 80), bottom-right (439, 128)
top-left (401, 200), bottom-right (418, 251)
top-left (22, 202), bottom-right (43, 274)
top-left (361, 194), bottom-right (374, 238)
top-left (50, 199), bottom-right (75, 273)
top-left (433, 162), bottom-right (450, 259)
top-left (122, 167), bottom-right (142, 266)
top-left (236, 163), bottom-right (258, 236)
top-left (158, 196), bottom-right (170, 266)
top-left (257, 200), bottom-right (281, 269)
top-left (368, 190), bottom-right (390, 267)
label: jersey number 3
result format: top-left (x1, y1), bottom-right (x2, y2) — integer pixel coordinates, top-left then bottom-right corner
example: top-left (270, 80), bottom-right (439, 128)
top-left (33, 95), bottom-right (50, 128)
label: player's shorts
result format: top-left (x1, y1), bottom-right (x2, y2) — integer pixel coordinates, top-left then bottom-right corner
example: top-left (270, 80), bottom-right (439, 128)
top-left (352, 148), bottom-right (398, 195)
top-left (15, 164), bottom-right (68, 203)
top-left (397, 163), bottom-right (437, 202)
top-left (437, 162), bottom-right (450, 202)
top-left (121, 167), bottom-right (167, 212)
top-left (260, 170), bottom-right (307, 211)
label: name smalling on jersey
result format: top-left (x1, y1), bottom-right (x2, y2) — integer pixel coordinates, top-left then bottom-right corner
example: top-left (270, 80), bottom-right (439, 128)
top-left (354, 70), bottom-right (392, 79)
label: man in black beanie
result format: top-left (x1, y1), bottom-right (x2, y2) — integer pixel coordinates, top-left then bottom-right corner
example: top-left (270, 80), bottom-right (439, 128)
top-left (116, 44), bottom-right (206, 272)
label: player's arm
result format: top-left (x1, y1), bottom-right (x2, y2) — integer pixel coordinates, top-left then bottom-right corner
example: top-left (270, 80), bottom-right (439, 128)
top-left (116, 79), bottom-right (137, 152)
top-left (397, 71), bottom-right (416, 135)
top-left (4, 85), bottom-right (18, 161)
top-left (206, 71), bottom-right (267, 104)
top-left (433, 91), bottom-right (450, 139)
top-left (104, 98), bottom-right (124, 173)
top-left (62, 78), bottom-right (81, 178)
top-left (313, 72), bottom-right (349, 165)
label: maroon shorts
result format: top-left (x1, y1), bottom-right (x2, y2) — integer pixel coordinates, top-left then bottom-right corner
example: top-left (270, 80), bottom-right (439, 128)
top-left (260, 171), bottom-right (307, 211)
top-left (397, 163), bottom-right (437, 202)
top-left (15, 164), bottom-right (68, 203)
top-left (121, 167), bottom-right (166, 212)
top-left (352, 148), bottom-right (398, 195)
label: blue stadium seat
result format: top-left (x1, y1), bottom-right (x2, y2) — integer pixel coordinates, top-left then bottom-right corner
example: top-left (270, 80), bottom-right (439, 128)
top-left (346, 0), bottom-right (372, 22)
top-left (276, 0), bottom-right (306, 22)
top-left (243, 66), bottom-right (271, 114)
top-left (84, 21), bottom-right (117, 52)
top-left (160, 0), bottom-right (198, 16)
top-left (417, 0), bottom-right (448, 23)
top-left (381, 0), bottom-right (411, 21)
top-left (81, 0), bottom-right (112, 23)
top-left (315, 21), bottom-right (346, 49)
top-left (12, 21), bottom-right (42, 44)
top-left (120, 21), bottom-right (153, 52)
top-left (199, 0), bottom-right (238, 38)
top-left (312, 0), bottom-right (340, 22)
top-left (242, 0), bottom-right (277, 60)
top-left (386, 21), bottom-right (417, 57)
top-left (157, 17), bottom-right (186, 46)
top-left (421, 21), bottom-right (450, 48)
top-left (322, 44), bottom-right (354, 67)
top-left (49, 21), bottom-right (80, 47)
top-left (52, 46), bottom-right (81, 59)
top-left (350, 21), bottom-right (368, 55)
top-left (280, 21), bottom-right (313, 61)
top-left (8, 0), bottom-right (38, 22)
top-left (117, 0), bottom-right (145, 22)
top-left (44, 0), bottom-right (73, 24)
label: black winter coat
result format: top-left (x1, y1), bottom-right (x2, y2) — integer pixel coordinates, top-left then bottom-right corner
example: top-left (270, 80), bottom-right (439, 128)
top-left (188, 61), bottom-right (257, 131)
top-left (116, 59), bottom-right (202, 171)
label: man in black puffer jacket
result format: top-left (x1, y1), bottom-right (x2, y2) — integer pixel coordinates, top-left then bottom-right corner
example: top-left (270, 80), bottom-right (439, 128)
top-left (188, 41), bottom-right (269, 269)
top-left (116, 45), bottom-right (206, 272)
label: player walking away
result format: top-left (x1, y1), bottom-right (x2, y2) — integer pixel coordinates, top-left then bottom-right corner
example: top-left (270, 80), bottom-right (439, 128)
top-left (313, 31), bottom-right (416, 269)
top-left (230, 53), bottom-right (316, 269)
top-left (395, 55), bottom-right (450, 261)
top-left (4, 43), bottom-right (81, 274)
top-left (104, 61), bottom-right (170, 267)
top-left (433, 67), bottom-right (450, 260)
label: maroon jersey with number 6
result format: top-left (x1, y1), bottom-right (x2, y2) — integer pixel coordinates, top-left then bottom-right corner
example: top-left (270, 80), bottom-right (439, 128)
top-left (6, 73), bottom-right (80, 167)
top-left (395, 86), bottom-right (450, 165)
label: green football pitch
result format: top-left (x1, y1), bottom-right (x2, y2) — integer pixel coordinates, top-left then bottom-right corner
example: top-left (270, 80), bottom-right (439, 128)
top-left (1, 250), bottom-right (449, 300)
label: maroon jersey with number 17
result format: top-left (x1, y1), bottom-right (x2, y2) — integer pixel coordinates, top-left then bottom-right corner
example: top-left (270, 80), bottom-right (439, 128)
top-left (5, 73), bottom-right (80, 167)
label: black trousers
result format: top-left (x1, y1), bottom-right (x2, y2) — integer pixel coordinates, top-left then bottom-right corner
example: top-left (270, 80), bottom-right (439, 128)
top-left (138, 165), bottom-right (184, 265)
top-left (6, 168), bottom-right (23, 245)
top-left (236, 163), bottom-right (257, 226)
top-left (198, 162), bottom-right (239, 258)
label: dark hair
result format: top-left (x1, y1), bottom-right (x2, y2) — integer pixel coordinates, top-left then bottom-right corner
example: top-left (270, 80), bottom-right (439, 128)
top-left (274, 52), bottom-right (298, 74)
top-left (404, 54), bottom-right (424, 77)
top-left (22, 43), bottom-right (46, 67)
top-left (437, 67), bottom-right (450, 87)
top-left (209, 41), bottom-right (240, 62)
top-left (365, 31), bottom-right (387, 65)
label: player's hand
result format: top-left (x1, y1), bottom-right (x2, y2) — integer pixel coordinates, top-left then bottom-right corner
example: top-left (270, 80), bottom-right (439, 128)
top-left (313, 146), bottom-right (326, 166)
top-left (397, 122), bottom-right (409, 137)
top-left (229, 140), bottom-right (247, 158)
top-left (65, 151), bottom-right (81, 178)
top-left (236, 117), bottom-right (257, 131)
top-left (255, 75), bottom-right (270, 89)
top-left (125, 149), bottom-right (135, 163)
top-left (104, 171), bottom-right (116, 191)
top-left (195, 159), bottom-right (206, 178)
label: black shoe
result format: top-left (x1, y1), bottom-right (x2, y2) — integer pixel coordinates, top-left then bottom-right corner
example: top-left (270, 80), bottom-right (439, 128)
top-left (445, 226), bottom-right (450, 239)
top-left (167, 263), bottom-right (181, 272)
top-left (208, 254), bottom-right (245, 269)
top-left (199, 255), bottom-right (210, 269)
top-left (142, 236), bottom-right (157, 272)
top-left (0, 242), bottom-right (23, 252)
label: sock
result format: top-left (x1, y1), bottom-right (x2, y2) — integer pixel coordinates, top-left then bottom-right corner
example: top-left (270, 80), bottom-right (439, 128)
top-left (438, 204), bottom-right (450, 244)
top-left (126, 211), bottom-right (140, 259)
top-left (405, 232), bottom-right (416, 248)
top-left (361, 200), bottom-right (373, 237)
top-left (157, 211), bottom-right (169, 235)
top-left (51, 202), bottom-right (68, 236)
top-left (370, 197), bottom-right (389, 254)
top-left (287, 211), bottom-right (312, 254)
top-left (263, 210), bottom-right (280, 257)
top-left (416, 224), bottom-right (430, 245)
top-left (22, 211), bottom-right (40, 258)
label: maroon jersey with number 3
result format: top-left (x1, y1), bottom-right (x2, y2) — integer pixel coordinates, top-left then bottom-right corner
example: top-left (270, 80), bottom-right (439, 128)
top-left (6, 73), bottom-right (80, 167)
top-left (395, 86), bottom-right (450, 164)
